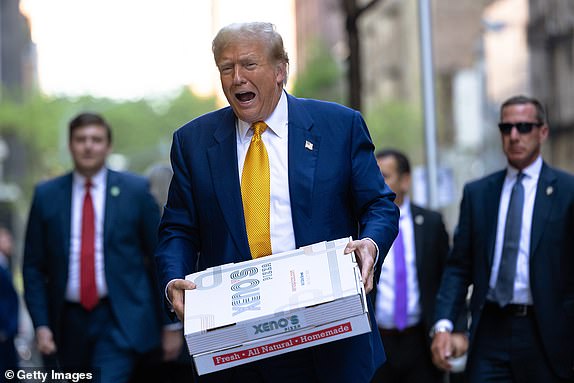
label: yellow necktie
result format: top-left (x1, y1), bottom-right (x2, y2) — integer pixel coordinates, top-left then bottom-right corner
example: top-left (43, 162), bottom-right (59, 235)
top-left (241, 121), bottom-right (272, 258)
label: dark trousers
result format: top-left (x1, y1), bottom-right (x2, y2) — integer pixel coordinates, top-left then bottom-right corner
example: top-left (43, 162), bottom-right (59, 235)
top-left (129, 344), bottom-right (195, 383)
top-left (0, 336), bottom-right (18, 383)
top-left (45, 299), bottom-right (138, 383)
top-left (371, 324), bottom-right (443, 383)
top-left (467, 303), bottom-right (569, 383)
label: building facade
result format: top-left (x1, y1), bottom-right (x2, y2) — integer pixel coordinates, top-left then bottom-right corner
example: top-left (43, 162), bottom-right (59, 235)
top-left (528, 0), bottom-right (574, 173)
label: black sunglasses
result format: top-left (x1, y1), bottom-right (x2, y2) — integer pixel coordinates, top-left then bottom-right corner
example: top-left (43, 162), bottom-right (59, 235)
top-left (498, 122), bottom-right (543, 134)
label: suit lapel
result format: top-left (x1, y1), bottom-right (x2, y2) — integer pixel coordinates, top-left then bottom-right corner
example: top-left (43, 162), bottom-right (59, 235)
top-left (104, 170), bottom-right (120, 251)
top-left (61, 174), bottom-right (73, 270)
top-left (486, 171), bottom-right (505, 267)
top-left (286, 95), bottom-right (321, 245)
top-left (207, 110), bottom-right (251, 261)
top-left (411, 205), bottom-right (425, 281)
top-left (530, 163), bottom-right (556, 259)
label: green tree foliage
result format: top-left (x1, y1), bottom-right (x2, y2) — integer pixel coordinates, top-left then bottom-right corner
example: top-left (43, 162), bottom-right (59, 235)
top-left (365, 100), bottom-right (424, 164)
top-left (0, 87), bottom-right (216, 199)
top-left (291, 39), bottom-right (345, 104)
top-left (0, 92), bottom-right (70, 178)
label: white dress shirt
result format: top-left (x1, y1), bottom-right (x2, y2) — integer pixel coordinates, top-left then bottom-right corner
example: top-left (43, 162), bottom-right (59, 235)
top-left (65, 168), bottom-right (108, 301)
top-left (376, 198), bottom-right (422, 329)
top-left (236, 90), bottom-right (296, 254)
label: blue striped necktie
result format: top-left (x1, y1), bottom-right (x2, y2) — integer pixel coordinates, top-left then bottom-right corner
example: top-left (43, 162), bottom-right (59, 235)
top-left (493, 172), bottom-right (525, 307)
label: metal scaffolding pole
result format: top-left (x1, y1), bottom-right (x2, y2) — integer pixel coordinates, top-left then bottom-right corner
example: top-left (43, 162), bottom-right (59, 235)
top-left (418, 0), bottom-right (438, 209)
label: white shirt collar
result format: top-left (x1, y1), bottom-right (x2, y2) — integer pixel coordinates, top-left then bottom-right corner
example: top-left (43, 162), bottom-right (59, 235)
top-left (237, 90), bottom-right (288, 140)
top-left (73, 167), bottom-right (107, 189)
top-left (506, 155), bottom-right (542, 180)
top-left (398, 196), bottom-right (411, 220)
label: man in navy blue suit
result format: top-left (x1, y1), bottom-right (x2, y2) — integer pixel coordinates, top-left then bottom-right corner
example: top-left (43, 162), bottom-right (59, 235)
top-left (155, 21), bottom-right (399, 382)
top-left (23, 113), bottom-right (177, 383)
top-left (431, 95), bottom-right (574, 382)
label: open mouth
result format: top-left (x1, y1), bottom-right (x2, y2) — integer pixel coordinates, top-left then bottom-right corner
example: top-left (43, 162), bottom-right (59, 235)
top-left (235, 91), bottom-right (255, 103)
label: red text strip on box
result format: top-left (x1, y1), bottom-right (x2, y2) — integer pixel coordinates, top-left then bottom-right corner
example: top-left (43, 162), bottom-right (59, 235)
top-left (213, 322), bottom-right (353, 366)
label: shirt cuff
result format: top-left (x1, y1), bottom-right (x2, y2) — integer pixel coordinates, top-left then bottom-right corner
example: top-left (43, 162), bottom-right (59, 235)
top-left (165, 279), bottom-right (178, 312)
top-left (163, 322), bottom-right (183, 331)
top-left (362, 237), bottom-right (380, 265)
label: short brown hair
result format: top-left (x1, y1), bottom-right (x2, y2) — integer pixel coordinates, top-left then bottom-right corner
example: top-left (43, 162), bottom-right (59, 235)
top-left (500, 95), bottom-right (547, 124)
top-left (68, 112), bottom-right (112, 143)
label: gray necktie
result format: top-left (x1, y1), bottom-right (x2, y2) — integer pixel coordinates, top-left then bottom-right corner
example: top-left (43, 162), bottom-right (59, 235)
top-left (493, 172), bottom-right (525, 307)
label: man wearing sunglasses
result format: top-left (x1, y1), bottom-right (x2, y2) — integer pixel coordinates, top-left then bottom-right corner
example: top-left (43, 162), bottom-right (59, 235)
top-left (430, 95), bottom-right (574, 382)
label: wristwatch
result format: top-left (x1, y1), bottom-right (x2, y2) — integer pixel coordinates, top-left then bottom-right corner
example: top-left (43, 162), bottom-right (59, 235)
top-left (429, 324), bottom-right (452, 338)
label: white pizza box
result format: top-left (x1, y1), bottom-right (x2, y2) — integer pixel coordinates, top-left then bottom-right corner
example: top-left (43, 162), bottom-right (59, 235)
top-left (183, 237), bottom-right (371, 374)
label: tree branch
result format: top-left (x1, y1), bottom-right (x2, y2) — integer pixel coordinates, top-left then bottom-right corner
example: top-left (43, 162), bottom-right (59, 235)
top-left (356, 0), bottom-right (384, 18)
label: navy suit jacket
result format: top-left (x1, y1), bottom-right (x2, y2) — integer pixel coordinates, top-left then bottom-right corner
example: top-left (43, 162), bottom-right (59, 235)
top-left (0, 264), bottom-right (18, 340)
top-left (23, 169), bottom-right (163, 353)
top-left (1, 263), bottom-right (19, 375)
top-left (156, 93), bottom-right (399, 381)
top-left (435, 163), bottom-right (574, 378)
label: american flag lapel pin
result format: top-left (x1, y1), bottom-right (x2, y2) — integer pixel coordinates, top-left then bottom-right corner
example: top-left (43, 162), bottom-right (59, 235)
top-left (305, 140), bottom-right (313, 151)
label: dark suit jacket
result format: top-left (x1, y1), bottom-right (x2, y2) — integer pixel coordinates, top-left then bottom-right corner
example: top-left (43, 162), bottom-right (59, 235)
top-left (0, 264), bottom-right (18, 372)
top-left (0, 264), bottom-right (18, 340)
top-left (23, 169), bottom-right (164, 353)
top-left (435, 163), bottom-right (574, 378)
top-left (156, 92), bottom-right (399, 381)
top-left (410, 205), bottom-right (450, 336)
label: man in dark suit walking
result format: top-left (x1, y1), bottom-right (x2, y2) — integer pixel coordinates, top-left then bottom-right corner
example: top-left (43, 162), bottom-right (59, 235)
top-left (431, 95), bottom-right (574, 382)
top-left (23, 113), bottom-right (176, 383)
top-left (371, 149), bottom-right (468, 383)
top-left (155, 21), bottom-right (399, 382)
